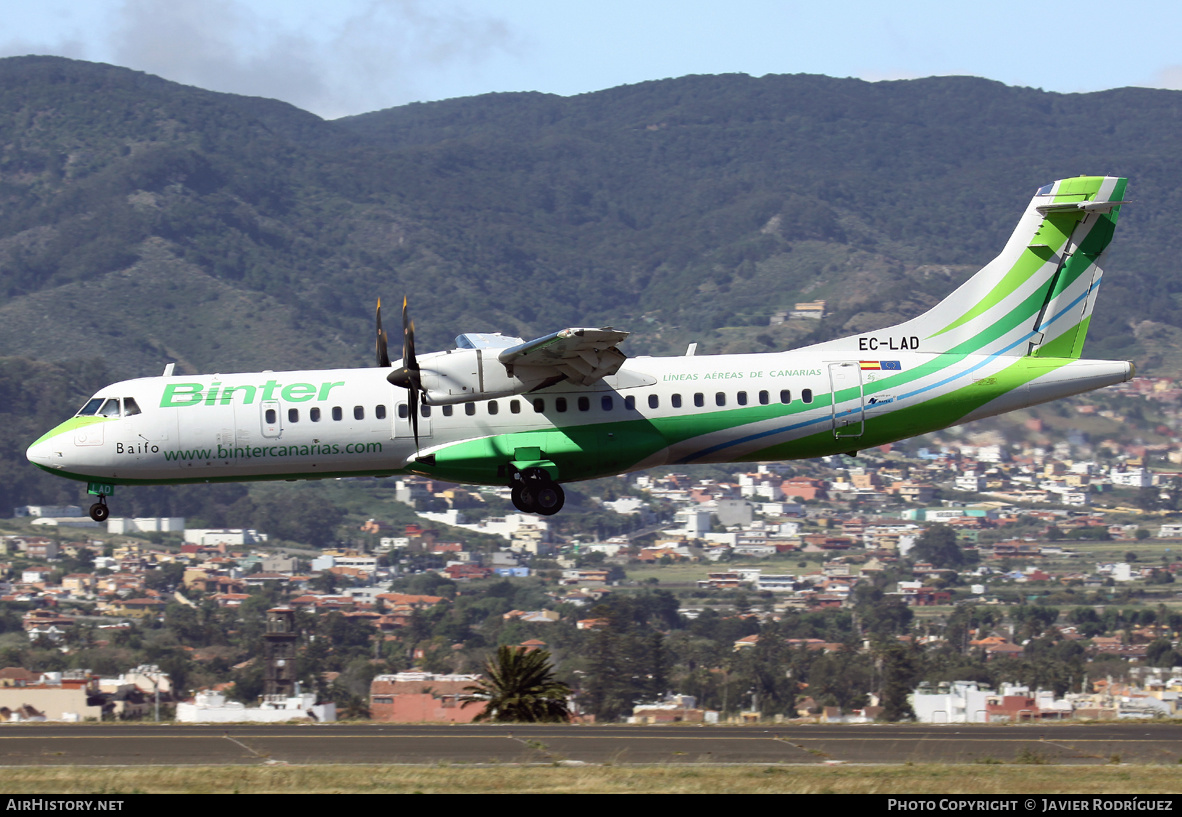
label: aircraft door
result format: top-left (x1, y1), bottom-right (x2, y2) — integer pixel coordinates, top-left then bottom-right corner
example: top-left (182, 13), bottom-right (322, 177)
top-left (393, 402), bottom-right (432, 440)
top-left (230, 398), bottom-right (256, 452)
top-left (260, 400), bottom-right (282, 439)
top-left (173, 399), bottom-right (234, 469)
top-left (828, 361), bottom-right (865, 438)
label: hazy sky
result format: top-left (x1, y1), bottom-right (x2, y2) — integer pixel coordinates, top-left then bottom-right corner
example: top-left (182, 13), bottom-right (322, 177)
top-left (3, 0), bottom-right (1181, 119)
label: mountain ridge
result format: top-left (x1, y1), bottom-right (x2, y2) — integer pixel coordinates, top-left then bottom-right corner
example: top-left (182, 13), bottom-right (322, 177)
top-left (0, 56), bottom-right (1179, 381)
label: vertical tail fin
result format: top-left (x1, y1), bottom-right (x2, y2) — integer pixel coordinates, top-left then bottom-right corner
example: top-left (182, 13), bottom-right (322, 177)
top-left (808, 176), bottom-right (1127, 359)
top-left (1025, 177), bottom-right (1127, 359)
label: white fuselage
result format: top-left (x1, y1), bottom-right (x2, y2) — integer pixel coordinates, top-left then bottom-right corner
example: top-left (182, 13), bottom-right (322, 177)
top-left (26, 349), bottom-right (1132, 488)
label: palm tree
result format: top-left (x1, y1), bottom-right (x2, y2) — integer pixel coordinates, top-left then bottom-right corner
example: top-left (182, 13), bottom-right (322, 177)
top-left (461, 646), bottom-right (572, 723)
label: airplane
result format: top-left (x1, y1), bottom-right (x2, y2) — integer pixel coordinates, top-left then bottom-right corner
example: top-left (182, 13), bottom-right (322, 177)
top-left (27, 175), bottom-right (1133, 523)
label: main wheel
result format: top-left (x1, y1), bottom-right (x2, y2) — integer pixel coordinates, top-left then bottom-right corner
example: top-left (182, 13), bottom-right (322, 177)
top-left (535, 483), bottom-right (565, 516)
top-left (89, 502), bottom-right (110, 522)
top-left (511, 484), bottom-right (537, 513)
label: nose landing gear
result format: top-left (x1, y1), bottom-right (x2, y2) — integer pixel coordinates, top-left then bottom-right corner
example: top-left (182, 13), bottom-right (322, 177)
top-left (89, 496), bottom-right (110, 523)
top-left (86, 482), bottom-right (114, 523)
top-left (509, 466), bottom-right (565, 516)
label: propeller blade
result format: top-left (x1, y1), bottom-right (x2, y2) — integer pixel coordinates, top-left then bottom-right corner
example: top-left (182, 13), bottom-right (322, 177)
top-left (386, 295), bottom-right (420, 390)
top-left (376, 298), bottom-right (390, 368)
top-left (402, 296), bottom-right (418, 374)
top-left (409, 387), bottom-right (420, 452)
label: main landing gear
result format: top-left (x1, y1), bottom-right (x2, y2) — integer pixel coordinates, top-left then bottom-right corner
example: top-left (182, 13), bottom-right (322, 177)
top-left (509, 467), bottom-right (565, 516)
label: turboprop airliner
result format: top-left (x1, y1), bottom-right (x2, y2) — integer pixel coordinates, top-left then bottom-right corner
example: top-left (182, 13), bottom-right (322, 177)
top-left (27, 176), bottom-right (1134, 522)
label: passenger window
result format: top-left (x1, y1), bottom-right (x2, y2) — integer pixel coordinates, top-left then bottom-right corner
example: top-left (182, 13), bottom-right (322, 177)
top-left (98, 399), bottom-right (121, 418)
top-left (123, 398), bottom-right (142, 416)
top-left (398, 404), bottom-right (408, 419)
top-left (421, 405), bottom-right (431, 418)
top-left (759, 390), bottom-right (770, 405)
top-left (533, 399), bottom-right (545, 413)
top-left (737, 391), bottom-right (747, 406)
top-left (311, 407), bottom-right (321, 422)
top-left (672, 394), bottom-right (682, 408)
top-left (354, 406), bottom-right (365, 420)
top-left (510, 400), bottom-right (521, 414)
top-left (556, 397), bottom-right (567, 413)
top-left (578, 396), bottom-right (590, 411)
top-left (77, 398), bottom-right (104, 416)
top-left (780, 390), bottom-right (792, 404)
top-left (442, 405), bottom-right (454, 417)
top-left (624, 396), bottom-right (636, 410)
top-left (601, 396), bottom-right (613, 411)
top-left (464, 403), bottom-right (476, 416)
top-left (648, 394), bottom-right (659, 409)
top-left (332, 406), bottom-right (343, 421)
top-left (376, 405), bottom-right (387, 420)
top-left (802, 389), bottom-right (814, 404)
top-left (716, 392), bottom-right (726, 407)
top-left (488, 401), bottom-right (499, 415)
top-left (694, 393), bottom-right (704, 408)
top-left (265, 409), bottom-right (277, 424)
top-left (288, 408), bottom-right (299, 423)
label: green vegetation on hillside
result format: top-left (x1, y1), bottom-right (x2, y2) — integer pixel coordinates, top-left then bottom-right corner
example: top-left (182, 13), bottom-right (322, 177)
top-left (2, 57), bottom-right (1181, 379)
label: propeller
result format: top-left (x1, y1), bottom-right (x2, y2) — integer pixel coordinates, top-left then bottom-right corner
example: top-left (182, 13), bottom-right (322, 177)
top-left (376, 297), bottom-right (390, 368)
top-left (386, 296), bottom-right (424, 450)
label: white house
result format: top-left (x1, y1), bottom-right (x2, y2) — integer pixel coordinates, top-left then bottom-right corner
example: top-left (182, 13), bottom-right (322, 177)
top-left (176, 689), bottom-right (335, 723)
top-left (911, 681), bottom-right (991, 724)
top-left (108, 517), bottom-right (185, 534)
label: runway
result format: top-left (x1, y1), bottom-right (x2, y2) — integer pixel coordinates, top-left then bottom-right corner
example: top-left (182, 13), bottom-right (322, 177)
top-left (0, 723), bottom-right (1179, 766)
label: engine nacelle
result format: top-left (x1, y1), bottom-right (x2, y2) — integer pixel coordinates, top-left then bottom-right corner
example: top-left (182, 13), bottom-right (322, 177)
top-left (401, 327), bottom-right (641, 404)
top-left (416, 348), bottom-right (548, 405)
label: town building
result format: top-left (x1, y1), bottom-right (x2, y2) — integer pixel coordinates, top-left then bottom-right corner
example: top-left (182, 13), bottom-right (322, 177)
top-left (370, 672), bottom-right (486, 723)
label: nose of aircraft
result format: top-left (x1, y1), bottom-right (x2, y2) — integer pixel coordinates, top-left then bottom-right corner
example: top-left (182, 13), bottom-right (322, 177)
top-left (26, 436), bottom-right (52, 467)
top-left (26, 423), bottom-right (68, 469)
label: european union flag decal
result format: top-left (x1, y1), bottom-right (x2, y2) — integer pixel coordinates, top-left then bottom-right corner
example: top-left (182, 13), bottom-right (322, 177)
top-left (880, 361), bottom-right (902, 370)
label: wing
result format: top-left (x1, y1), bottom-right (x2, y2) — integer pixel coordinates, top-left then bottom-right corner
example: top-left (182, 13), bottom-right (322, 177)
top-left (498, 327), bottom-right (629, 387)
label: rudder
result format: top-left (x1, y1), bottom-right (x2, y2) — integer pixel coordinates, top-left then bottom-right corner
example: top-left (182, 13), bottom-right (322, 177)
top-left (1026, 176), bottom-right (1127, 359)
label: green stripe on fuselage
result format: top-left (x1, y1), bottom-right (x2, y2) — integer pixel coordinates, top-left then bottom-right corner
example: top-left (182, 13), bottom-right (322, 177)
top-left (415, 354), bottom-right (1067, 483)
top-left (740, 355), bottom-right (1073, 462)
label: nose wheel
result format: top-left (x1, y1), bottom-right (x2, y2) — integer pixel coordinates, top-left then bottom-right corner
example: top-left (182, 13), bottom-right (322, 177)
top-left (89, 496), bottom-right (110, 523)
top-left (509, 467), bottom-right (565, 516)
top-left (86, 482), bottom-right (114, 522)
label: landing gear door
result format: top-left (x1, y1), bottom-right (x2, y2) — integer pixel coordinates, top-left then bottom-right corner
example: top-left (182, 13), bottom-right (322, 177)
top-left (829, 361), bottom-right (865, 438)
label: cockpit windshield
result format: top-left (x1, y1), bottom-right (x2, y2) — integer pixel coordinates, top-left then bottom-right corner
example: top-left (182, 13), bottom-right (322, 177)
top-left (76, 396), bottom-right (142, 418)
top-left (77, 398), bottom-right (104, 416)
